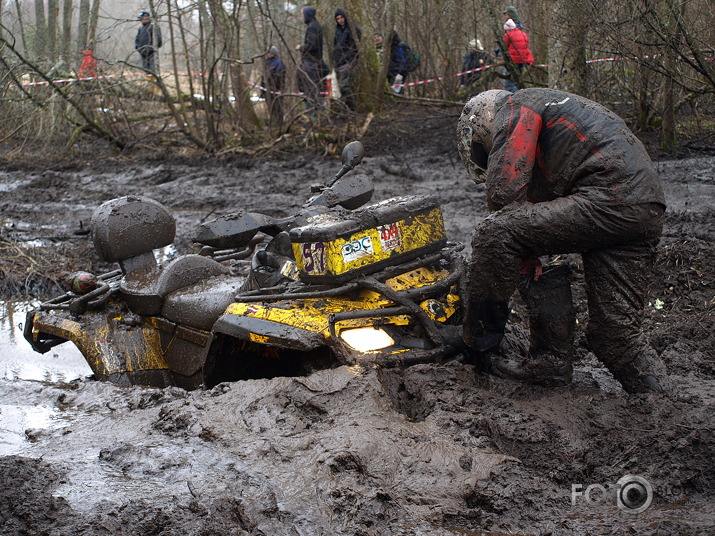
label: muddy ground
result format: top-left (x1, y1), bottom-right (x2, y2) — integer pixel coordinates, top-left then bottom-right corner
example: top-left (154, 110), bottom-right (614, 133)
top-left (0, 107), bottom-right (714, 535)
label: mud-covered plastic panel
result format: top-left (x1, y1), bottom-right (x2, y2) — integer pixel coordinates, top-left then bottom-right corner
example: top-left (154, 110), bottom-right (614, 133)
top-left (91, 195), bottom-right (176, 262)
top-left (213, 314), bottom-right (325, 352)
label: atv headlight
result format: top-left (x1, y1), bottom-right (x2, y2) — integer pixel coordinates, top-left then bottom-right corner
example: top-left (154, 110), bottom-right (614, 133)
top-left (340, 327), bottom-right (395, 353)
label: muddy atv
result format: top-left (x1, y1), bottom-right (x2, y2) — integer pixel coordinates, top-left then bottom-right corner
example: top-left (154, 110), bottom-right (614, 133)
top-left (24, 142), bottom-right (466, 389)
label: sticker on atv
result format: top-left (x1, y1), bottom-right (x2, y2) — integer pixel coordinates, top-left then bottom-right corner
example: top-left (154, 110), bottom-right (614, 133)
top-left (378, 223), bottom-right (401, 251)
top-left (342, 236), bottom-right (374, 262)
top-left (302, 242), bottom-right (327, 274)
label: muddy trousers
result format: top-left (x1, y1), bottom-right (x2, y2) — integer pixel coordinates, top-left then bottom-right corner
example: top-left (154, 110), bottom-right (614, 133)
top-left (465, 195), bottom-right (664, 376)
top-left (297, 60), bottom-right (323, 116)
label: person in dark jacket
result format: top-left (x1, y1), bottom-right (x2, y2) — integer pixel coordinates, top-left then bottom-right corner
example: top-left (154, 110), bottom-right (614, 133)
top-left (262, 46), bottom-right (286, 126)
top-left (295, 6), bottom-right (324, 116)
top-left (457, 89), bottom-right (670, 394)
top-left (387, 30), bottom-right (407, 94)
top-left (135, 11), bottom-right (162, 74)
top-left (332, 8), bottom-right (361, 110)
top-left (460, 39), bottom-right (490, 90)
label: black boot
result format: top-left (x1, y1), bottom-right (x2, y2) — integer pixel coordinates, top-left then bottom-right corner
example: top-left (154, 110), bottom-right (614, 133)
top-left (491, 265), bottom-right (575, 386)
top-left (609, 351), bottom-right (670, 394)
top-left (462, 298), bottom-right (510, 373)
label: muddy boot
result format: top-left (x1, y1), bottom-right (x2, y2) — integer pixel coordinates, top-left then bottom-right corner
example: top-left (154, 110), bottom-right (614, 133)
top-left (609, 351), bottom-right (671, 394)
top-left (462, 298), bottom-right (510, 373)
top-left (491, 265), bottom-right (575, 386)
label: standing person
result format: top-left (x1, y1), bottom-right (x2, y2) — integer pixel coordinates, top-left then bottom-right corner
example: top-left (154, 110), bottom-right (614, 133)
top-left (502, 18), bottom-right (533, 92)
top-left (295, 6), bottom-right (324, 118)
top-left (374, 32), bottom-right (384, 63)
top-left (387, 30), bottom-right (408, 94)
top-left (262, 46), bottom-right (286, 127)
top-left (78, 47), bottom-right (97, 78)
top-left (332, 8), bottom-right (361, 111)
top-left (456, 89), bottom-right (670, 394)
top-left (135, 11), bottom-right (162, 74)
top-left (460, 39), bottom-right (489, 90)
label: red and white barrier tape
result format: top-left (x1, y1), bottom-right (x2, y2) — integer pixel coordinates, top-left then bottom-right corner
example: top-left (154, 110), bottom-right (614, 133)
top-left (16, 55), bottom-right (713, 92)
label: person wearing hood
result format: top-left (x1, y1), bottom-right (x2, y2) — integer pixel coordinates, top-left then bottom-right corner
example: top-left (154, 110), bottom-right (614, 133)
top-left (296, 6), bottom-right (324, 116)
top-left (387, 30), bottom-right (408, 94)
top-left (135, 11), bottom-right (162, 74)
top-left (332, 8), bottom-right (361, 111)
top-left (262, 46), bottom-right (286, 126)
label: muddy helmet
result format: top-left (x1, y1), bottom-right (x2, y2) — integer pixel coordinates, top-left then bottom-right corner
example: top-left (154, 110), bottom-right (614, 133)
top-left (457, 90), bottom-right (510, 184)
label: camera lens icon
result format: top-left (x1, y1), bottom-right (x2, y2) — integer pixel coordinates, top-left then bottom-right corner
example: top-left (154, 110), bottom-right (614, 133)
top-left (616, 475), bottom-right (653, 514)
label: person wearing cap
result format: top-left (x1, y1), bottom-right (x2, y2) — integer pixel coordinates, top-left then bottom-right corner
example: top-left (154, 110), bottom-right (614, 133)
top-left (262, 46), bottom-right (286, 126)
top-left (135, 11), bottom-right (162, 74)
top-left (460, 38), bottom-right (490, 90)
top-left (332, 8), bottom-right (361, 111)
top-left (502, 6), bottom-right (523, 29)
top-left (501, 9), bottom-right (533, 91)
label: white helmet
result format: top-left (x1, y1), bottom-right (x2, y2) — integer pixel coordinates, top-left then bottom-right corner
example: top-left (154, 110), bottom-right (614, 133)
top-left (457, 90), bottom-right (510, 184)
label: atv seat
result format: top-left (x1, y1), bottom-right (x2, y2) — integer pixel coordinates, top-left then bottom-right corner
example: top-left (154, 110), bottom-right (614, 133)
top-left (91, 195), bottom-right (229, 316)
top-left (161, 274), bottom-right (244, 331)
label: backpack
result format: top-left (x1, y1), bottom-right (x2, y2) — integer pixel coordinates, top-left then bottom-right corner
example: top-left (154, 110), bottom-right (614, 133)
top-left (399, 42), bottom-right (421, 73)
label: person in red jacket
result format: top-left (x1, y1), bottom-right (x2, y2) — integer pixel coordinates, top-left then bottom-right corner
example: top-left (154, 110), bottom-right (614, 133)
top-left (457, 89), bottom-right (670, 394)
top-left (78, 47), bottom-right (97, 78)
top-left (502, 19), bottom-right (533, 91)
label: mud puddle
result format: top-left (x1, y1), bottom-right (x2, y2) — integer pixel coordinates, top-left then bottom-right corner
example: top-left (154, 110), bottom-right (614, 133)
top-left (0, 299), bottom-right (92, 383)
top-left (0, 132), bottom-right (713, 534)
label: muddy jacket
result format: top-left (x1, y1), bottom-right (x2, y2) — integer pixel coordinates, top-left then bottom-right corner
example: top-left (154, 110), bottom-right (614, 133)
top-left (332, 9), bottom-right (361, 68)
top-left (300, 8), bottom-right (324, 64)
top-left (503, 28), bottom-right (533, 65)
top-left (487, 89), bottom-right (666, 211)
top-left (135, 23), bottom-right (162, 56)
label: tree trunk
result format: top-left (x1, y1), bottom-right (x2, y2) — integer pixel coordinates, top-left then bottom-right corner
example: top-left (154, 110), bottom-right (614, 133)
top-left (77, 0), bottom-right (90, 50)
top-left (14, 0), bottom-right (28, 54)
top-left (34, 0), bottom-right (47, 59)
top-left (61, 0), bottom-right (72, 61)
top-left (47, 0), bottom-right (58, 62)
top-left (88, 0), bottom-right (101, 46)
top-left (547, 0), bottom-right (587, 95)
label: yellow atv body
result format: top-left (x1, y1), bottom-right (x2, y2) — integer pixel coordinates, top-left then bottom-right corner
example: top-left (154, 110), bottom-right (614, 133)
top-left (25, 143), bottom-right (465, 389)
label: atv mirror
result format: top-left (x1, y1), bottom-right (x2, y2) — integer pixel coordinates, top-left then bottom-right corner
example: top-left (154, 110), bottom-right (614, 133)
top-left (342, 140), bottom-right (364, 169)
top-left (329, 141), bottom-right (364, 186)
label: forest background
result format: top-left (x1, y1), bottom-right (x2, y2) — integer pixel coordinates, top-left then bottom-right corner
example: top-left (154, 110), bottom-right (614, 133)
top-left (0, 0), bottom-right (713, 156)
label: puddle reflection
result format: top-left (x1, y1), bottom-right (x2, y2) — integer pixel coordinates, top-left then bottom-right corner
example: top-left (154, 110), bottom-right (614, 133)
top-left (0, 300), bottom-right (93, 383)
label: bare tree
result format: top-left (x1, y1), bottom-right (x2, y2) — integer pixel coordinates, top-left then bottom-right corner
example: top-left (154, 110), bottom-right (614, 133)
top-left (77, 0), bottom-right (89, 51)
top-left (548, 0), bottom-right (587, 94)
top-left (61, 0), bottom-right (72, 61)
top-left (34, 0), bottom-right (46, 58)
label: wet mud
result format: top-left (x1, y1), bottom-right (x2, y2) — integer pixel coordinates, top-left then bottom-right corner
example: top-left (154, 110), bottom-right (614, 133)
top-left (0, 112), bottom-right (713, 535)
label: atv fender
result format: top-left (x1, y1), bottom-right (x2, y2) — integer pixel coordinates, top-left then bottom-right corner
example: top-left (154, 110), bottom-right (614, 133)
top-left (212, 314), bottom-right (324, 352)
